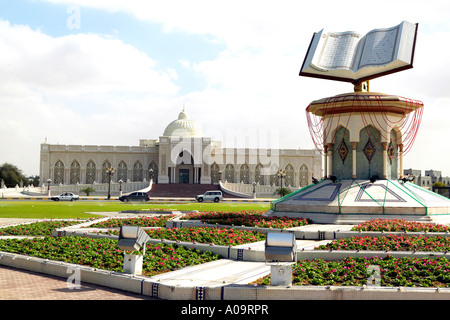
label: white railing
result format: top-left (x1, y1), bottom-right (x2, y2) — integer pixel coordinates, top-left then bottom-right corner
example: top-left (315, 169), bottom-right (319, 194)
top-left (1, 181), bottom-right (152, 197)
top-left (47, 181), bottom-right (151, 196)
top-left (220, 181), bottom-right (301, 198)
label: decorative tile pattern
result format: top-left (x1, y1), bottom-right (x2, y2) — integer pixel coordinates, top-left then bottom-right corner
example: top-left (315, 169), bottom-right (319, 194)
top-left (363, 138), bottom-right (376, 162)
top-left (293, 183), bottom-right (341, 202)
top-left (355, 183), bottom-right (406, 202)
top-left (338, 139), bottom-right (348, 163)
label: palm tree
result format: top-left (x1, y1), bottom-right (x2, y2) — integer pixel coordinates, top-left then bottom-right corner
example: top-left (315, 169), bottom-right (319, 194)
top-left (80, 186), bottom-right (95, 196)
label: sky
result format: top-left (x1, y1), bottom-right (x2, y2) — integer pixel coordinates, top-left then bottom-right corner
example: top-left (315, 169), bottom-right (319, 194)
top-left (1, 0), bottom-right (450, 177)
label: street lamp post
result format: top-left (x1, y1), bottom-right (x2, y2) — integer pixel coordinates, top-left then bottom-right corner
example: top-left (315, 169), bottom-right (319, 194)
top-left (252, 181), bottom-right (257, 199)
top-left (46, 179), bottom-right (52, 197)
top-left (277, 169), bottom-right (286, 198)
top-left (118, 179), bottom-right (123, 197)
top-left (106, 166), bottom-right (115, 200)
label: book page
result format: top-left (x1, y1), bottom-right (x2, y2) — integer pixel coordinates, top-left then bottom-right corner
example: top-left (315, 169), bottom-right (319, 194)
top-left (300, 21), bottom-right (417, 83)
top-left (317, 32), bottom-right (362, 70)
top-left (357, 25), bottom-right (400, 69)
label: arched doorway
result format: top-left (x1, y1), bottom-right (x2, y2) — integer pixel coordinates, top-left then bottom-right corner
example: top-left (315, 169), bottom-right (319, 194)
top-left (175, 150), bottom-right (199, 184)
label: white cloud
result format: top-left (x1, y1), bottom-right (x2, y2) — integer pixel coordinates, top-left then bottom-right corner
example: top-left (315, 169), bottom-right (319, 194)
top-left (0, 21), bottom-right (178, 96)
top-left (0, 20), bottom-right (180, 175)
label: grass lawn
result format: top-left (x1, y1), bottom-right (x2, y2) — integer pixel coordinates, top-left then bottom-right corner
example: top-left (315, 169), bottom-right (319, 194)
top-left (0, 201), bottom-right (271, 219)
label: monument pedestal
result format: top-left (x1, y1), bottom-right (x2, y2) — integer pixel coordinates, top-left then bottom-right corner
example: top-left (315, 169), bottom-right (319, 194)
top-left (267, 179), bottom-right (450, 225)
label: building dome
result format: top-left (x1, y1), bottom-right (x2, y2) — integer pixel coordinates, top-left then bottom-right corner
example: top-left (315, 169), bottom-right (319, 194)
top-left (163, 108), bottom-right (203, 138)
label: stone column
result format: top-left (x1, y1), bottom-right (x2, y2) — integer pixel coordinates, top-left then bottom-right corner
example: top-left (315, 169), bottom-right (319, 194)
top-left (323, 145), bottom-right (328, 178)
top-left (352, 142), bottom-right (358, 179)
top-left (399, 144), bottom-right (404, 179)
top-left (65, 168), bottom-right (69, 185)
top-left (327, 143), bottom-right (333, 178)
top-left (81, 169), bottom-right (86, 184)
top-left (96, 169), bottom-right (101, 183)
top-left (171, 167), bottom-right (176, 183)
top-left (195, 166), bottom-right (201, 184)
top-left (382, 142), bottom-right (388, 179)
top-left (250, 169), bottom-right (256, 185)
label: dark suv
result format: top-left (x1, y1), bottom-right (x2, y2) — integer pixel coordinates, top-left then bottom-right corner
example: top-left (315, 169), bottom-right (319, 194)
top-left (119, 192), bottom-right (150, 202)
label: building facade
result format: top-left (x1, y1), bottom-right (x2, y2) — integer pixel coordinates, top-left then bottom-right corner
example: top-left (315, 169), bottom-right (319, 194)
top-left (404, 169), bottom-right (450, 189)
top-left (39, 109), bottom-right (322, 189)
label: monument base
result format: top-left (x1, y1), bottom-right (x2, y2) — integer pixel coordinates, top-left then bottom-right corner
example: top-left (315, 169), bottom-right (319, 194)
top-left (266, 179), bottom-right (450, 225)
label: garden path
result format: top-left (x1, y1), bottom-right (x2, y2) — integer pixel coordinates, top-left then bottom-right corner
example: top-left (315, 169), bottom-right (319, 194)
top-left (0, 264), bottom-right (155, 300)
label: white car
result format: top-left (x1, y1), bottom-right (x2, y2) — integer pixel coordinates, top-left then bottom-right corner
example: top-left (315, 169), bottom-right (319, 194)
top-left (195, 191), bottom-right (223, 202)
top-left (51, 192), bottom-right (80, 201)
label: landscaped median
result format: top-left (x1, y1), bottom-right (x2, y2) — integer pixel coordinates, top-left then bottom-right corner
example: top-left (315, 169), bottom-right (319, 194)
top-left (2, 213), bottom-right (450, 299)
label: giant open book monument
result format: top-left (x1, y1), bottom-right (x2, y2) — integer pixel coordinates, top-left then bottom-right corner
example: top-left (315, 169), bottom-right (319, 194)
top-left (299, 21), bottom-right (418, 85)
top-left (265, 21), bottom-right (450, 224)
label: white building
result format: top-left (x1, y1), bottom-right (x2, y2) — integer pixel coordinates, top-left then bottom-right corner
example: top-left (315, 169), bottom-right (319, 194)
top-left (39, 109), bottom-right (322, 193)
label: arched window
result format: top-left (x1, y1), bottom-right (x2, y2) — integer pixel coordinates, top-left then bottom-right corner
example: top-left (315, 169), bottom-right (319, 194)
top-left (285, 164), bottom-right (294, 187)
top-left (240, 164), bottom-right (249, 184)
top-left (270, 164), bottom-right (279, 186)
top-left (102, 161), bottom-right (111, 183)
top-left (255, 164), bottom-right (264, 185)
top-left (299, 164), bottom-right (309, 187)
top-left (210, 163), bottom-right (220, 184)
top-left (70, 161), bottom-right (81, 184)
top-left (225, 164), bottom-right (234, 182)
top-left (133, 161), bottom-right (143, 182)
top-left (117, 161), bottom-right (127, 182)
top-left (86, 161), bottom-right (96, 184)
top-left (148, 161), bottom-right (158, 183)
top-left (54, 160), bottom-right (64, 184)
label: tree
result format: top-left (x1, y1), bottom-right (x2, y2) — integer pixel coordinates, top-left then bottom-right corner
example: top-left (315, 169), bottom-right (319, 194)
top-left (433, 181), bottom-right (447, 188)
top-left (433, 181), bottom-right (449, 198)
top-left (80, 186), bottom-right (95, 196)
top-left (0, 163), bottom-right (29, 188)
top-left (274, 187), bottom-right (292, 198)
top-left (28, 175), bottom-right (40, 186)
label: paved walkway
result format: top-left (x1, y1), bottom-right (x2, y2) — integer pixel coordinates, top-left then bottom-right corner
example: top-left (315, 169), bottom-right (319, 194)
top-left (0, 218), bottom-right (156, 300)
top-left (0, 264), bottom-right (154, 300)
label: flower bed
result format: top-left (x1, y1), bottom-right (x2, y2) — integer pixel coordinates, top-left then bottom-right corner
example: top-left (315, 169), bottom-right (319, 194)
top-left (256, 256), bottom-right (450, 287)
top-left (0, 220), bottom-right (87, 236)
top-left (184, 210), bottom-right (309, 229)
top-left (0, 236), bottom-right (220, 277)
top-left (351, 219), bottom-right (450, 232)
top-left (315, 235), bottom-right (450, 252)
top-left (86, 215), bottom-right (176, 229)
top-left (107, 226), bottom-right (266, 246)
